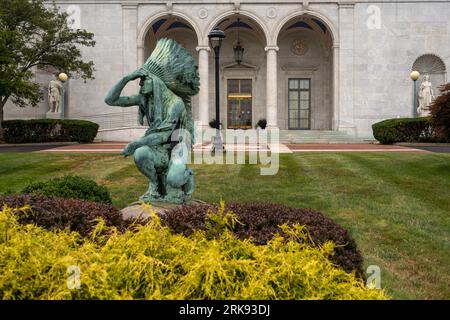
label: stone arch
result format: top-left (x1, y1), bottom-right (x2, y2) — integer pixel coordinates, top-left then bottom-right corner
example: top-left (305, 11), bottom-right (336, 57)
top-left (273, 9), bottom-right (338, 47)
top-left (202, 10), bottom-right (270, 46)
top-left (275, 10), bottom-right (336, 130)
top-left (137, 12), bottom-right (202, 122)
top-left (412, 53), bottom-right (447, 74)
top-left (137, 11), bottom-right (201, 66)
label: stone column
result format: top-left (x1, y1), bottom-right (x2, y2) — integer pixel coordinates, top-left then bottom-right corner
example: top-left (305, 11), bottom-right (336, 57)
top-left (121, 4), bottom-right (138, 126)
top-left (196, 45), bottom-right (210, 129)
top-left (332, 45), bottom-right (340, 131)
top-left (265, 46), bottom-right (279, 129)
top-left (122, 4), bottom-right (138, 95)
top-left (338, 2), bottom-right (356, 135)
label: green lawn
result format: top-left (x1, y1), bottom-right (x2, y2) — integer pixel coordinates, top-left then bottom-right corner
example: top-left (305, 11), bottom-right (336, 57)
top-left (0, 152), bottom-right (449, 299)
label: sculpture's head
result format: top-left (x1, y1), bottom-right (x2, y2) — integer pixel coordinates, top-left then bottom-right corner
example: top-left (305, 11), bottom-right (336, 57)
top-left (424, 74), bottom-right (430, 81)
top-left (139, 77), bottom-right (153, 96)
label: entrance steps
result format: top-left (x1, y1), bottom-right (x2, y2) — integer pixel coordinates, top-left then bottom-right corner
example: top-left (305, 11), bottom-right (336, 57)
top-left (279, 130), bottom-right (366, 144)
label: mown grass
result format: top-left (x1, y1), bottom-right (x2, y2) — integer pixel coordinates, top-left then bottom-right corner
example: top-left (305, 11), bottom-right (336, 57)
top-left (0, 152), bottom-right (449, 299)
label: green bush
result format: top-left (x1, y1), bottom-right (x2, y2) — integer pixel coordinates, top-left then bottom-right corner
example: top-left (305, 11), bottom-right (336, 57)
top-left (1, 119), bottom-right (99, 143)
top-left (21, 176), bottom-right (112, 204)
top-left (0, 204), bottom-right (389, 300)
top-left (372, 117), bottom-right (437, 144)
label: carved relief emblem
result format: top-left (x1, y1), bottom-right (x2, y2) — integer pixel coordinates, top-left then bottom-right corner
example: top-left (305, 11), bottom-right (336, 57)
top-left (266, 7), bottom-right (277, 19)
top-left (291, 39), bottom-right (308, 56)
top-left (198, 7), bottom-right (208, 19)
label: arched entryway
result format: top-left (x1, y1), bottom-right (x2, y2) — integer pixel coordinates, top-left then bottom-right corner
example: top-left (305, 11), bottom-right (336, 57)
top-left (210, 14), bottom-right (268, 129)
top-left (138, 15), bottom-right (200, 120)
top-left (275, 14), bottom-right (334, 130)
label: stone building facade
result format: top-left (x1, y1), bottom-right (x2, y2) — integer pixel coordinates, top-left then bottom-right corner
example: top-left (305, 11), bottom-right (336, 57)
top-left (4, 0), bottom-right (450, 140)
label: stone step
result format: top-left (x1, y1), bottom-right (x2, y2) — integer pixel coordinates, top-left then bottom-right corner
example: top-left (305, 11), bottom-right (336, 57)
top-left (279, 130), bottom-right (365, 144)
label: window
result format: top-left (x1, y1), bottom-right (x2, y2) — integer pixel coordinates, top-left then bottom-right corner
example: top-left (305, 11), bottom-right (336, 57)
top-left (288, 78), bottom-right (311, 129)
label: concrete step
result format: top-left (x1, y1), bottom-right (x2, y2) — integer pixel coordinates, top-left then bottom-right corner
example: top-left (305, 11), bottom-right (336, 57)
top-left (279, 130), bottom-right (365, 144)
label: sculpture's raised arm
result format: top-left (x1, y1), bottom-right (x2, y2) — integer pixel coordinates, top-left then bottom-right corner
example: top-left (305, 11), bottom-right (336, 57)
top-left (104, 69), bottom-right (145, 107)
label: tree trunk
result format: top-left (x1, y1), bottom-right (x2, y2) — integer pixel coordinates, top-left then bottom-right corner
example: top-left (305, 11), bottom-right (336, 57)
top-left (0, 96), bottom-right (8, 141)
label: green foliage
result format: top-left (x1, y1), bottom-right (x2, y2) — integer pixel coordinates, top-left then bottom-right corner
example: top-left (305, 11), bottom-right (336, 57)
top-left (430, 83), bottom-right (450, 141)
top-left (203, 201), bottom-right (242, 239)
top-left (21, 176), bottom-right (111, 203)
top-left (0, 0), bottom-right (95, 124)
top-left (1, 119), bottom-right (99, 143)
top-left (372, 117), bottom-right (438, 144)
top-left (0, 204), bottom-right (388, 300)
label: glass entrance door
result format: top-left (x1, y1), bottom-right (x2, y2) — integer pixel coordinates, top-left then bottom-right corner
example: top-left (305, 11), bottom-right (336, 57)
top-left (288, 78), bottom-right (311, 130)
top-left (227, 79), bottom-right (252, 129)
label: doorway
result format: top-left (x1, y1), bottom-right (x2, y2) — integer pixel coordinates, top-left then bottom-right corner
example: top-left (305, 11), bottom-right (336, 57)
top-left (227, 79), bottom-right (252, 129)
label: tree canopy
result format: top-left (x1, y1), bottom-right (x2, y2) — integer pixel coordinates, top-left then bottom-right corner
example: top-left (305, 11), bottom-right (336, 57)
top-left (0, 0), bottom-right (95, 129)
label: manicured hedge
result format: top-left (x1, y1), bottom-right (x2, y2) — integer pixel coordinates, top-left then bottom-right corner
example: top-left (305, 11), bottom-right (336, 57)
top-left (1, 119), bottom-right (99, 143)
top-left (0, 194), bottom-right (124, 237)
top-left (372, 117), bottom-right (437, 144)
top-left (161, 202), bottom-right (364, 277)
top-left (22, 176), bottom-right (112, 204)
top-left (0, 204), bottom-right (388, 299)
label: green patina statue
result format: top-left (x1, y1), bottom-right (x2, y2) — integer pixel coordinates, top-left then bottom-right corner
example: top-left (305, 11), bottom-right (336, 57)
top-left (105, 38), bottom-right (200, 204)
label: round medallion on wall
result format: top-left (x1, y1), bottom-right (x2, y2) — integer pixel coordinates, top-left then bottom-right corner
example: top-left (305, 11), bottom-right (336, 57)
top-left (291, 39), bottom-right (309, 56)
top-left (266, 7), bottom-right (277, 19)
top-left (198, 7), bottom-right (208, 19)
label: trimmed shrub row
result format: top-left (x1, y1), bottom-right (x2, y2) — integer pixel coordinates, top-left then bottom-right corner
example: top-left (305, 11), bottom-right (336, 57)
top-left (22, 176), bottom-right (112, 204)
top-left (0, 194), bottom-right (124, 237)
top-left (161, 202), bottom-right (364, 277)
top-left (0, 204), bottom-right (388, 300)
top-left (1, 119), bottom-right (99, 143)
top-left (371, 117), bottom-right (439, 144)
top-left (1, 191), bottom-right (364, 277)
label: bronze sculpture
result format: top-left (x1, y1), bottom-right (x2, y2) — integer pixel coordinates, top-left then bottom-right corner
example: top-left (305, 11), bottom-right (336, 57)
top-left (105, 38), bottom-right (199, 204)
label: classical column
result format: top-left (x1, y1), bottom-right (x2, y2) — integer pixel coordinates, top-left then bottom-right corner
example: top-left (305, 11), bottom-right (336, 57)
top-left (338, 2), bottom-right (355, 135)
top-left (196, 45), bottom-right (210, 129)
top-left (122, 4), bottom-right (138, 95)
top-left (265, 46), bottom-right (279, 129)
top-left (121, 4), bottom-right (139, 127)
top-left (332, 44), bottom-right (340, 131)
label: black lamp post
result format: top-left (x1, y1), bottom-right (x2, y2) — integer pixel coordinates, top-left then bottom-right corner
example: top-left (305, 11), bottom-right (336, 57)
top-left (208, 26), bottom-right (225, 151)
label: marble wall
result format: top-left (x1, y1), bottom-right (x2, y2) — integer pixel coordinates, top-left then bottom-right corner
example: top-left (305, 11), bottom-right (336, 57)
top-left (4, 0), bottom-right (450, 139)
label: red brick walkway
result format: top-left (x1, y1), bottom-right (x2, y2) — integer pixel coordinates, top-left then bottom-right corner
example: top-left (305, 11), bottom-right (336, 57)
top-left (37, 142), bottom-right (429, 153)
top-left (286, 144), bottom-right (428, 153)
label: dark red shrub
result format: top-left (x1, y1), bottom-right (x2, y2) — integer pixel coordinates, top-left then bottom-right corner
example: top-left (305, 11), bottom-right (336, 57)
top-left (0, 194), bottom-right (125, 237)
top-left (430, 83), bottom-right (450, 141)
top-left (161, 202), bottom-right (364, 277)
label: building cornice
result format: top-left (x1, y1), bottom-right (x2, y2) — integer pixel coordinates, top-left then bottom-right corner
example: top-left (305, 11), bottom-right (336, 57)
top-left (48, 0), bottom-right (450, 4)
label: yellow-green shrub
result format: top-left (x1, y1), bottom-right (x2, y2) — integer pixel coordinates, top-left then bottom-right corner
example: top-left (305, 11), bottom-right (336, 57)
top-left (0, 204), bottom-right (388, 300)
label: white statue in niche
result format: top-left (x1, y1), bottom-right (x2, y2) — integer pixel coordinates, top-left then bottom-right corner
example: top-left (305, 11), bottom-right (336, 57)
top-left (47, 74), bottom-right (63, 113)
top-left (417, 74), bottom-right (435, 117)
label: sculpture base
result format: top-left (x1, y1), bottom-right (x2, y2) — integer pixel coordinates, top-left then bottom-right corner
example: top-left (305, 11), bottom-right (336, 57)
top-left (121, 199), bottom-right (206, 220)
top-left (46, 111), bottom-right (62, 119)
